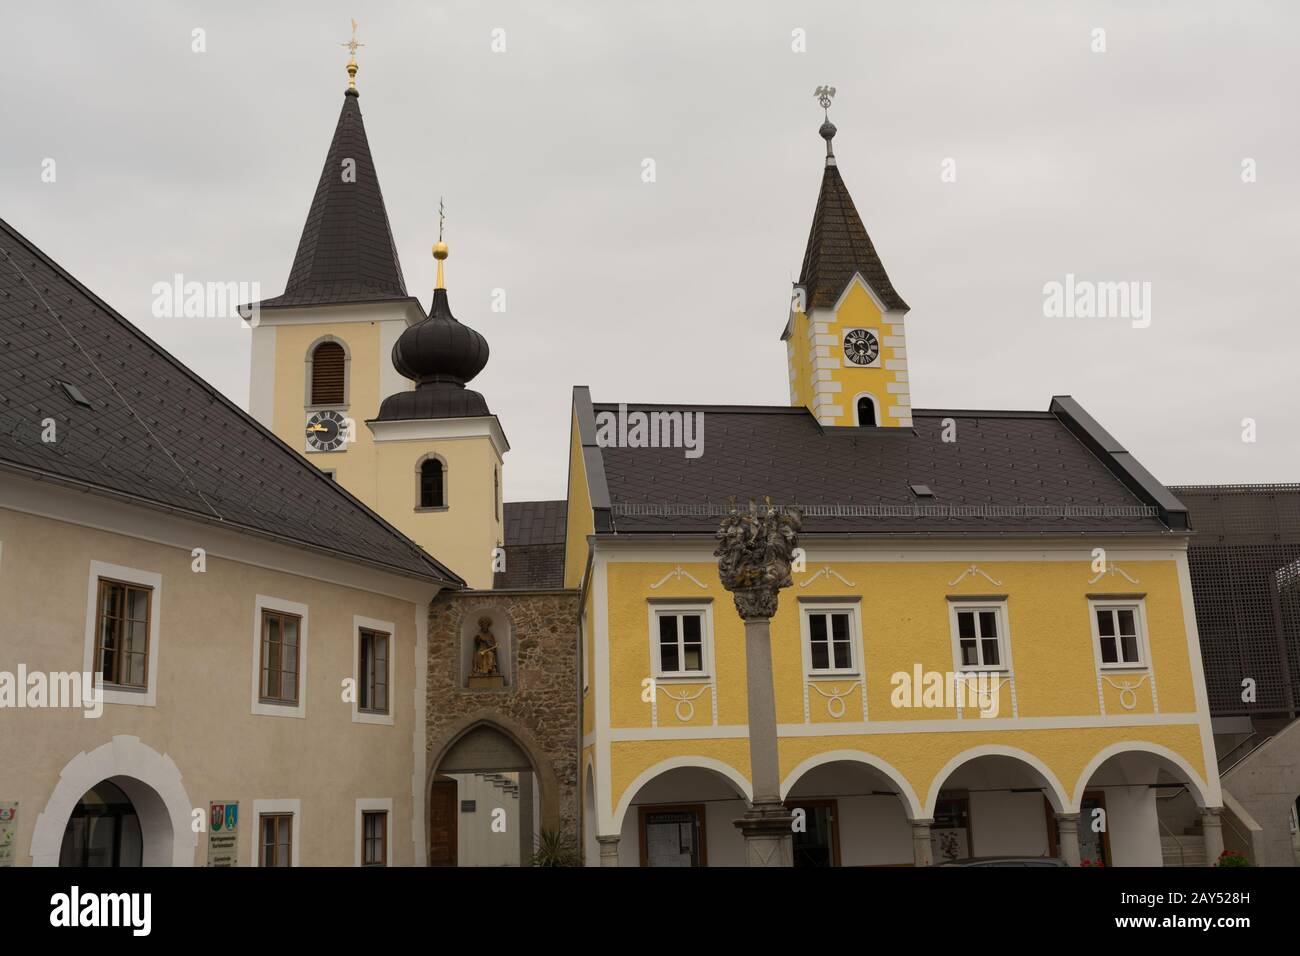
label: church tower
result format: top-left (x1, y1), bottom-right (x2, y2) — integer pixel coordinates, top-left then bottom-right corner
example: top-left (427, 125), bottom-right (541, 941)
top-left (247, 35), bottom-right (505, 587)
top-left (783, 89), bottom-right (913, 428)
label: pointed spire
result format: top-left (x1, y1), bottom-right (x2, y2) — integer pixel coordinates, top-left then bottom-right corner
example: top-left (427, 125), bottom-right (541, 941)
top-left (797, 87), bottom-right (908, 313)
top-left (257, 62), bottom-right (408, 311)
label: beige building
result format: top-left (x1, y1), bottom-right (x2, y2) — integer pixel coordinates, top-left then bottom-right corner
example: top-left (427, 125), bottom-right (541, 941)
top-left (0, 214), bottom-right (463, 866)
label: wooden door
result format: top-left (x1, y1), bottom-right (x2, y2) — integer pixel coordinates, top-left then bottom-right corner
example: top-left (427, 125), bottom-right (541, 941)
top-left (428, 780), bottom-right (458, 867)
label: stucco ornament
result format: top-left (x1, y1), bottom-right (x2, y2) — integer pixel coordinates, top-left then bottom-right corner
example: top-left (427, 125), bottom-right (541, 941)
top-left (714, 498), bottom-right (802, 620)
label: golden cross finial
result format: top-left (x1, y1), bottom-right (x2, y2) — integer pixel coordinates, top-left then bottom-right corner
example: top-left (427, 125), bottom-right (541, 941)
top-left (438, 197), bottom-right (445, 243)
top-left (342, 19), bottom-right (364, 90)
top-left (433, 197), bottom-right (449, 289)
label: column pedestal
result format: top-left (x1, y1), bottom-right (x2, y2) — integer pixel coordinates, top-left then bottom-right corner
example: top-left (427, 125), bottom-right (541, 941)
top-left (1055, 812), bottom-right (1082, 867)
top-left (597, 834), bottom-right (620, 867)
top-left (1201, 807), bottom-right (1224, 867)
top-left (911, 819), bottom-right (934, 867)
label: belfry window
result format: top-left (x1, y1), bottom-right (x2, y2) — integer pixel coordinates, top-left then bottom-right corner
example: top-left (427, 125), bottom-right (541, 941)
top-left (420, 458), bottom-right (445, 508)
top-left (856, 396), bottom-right (878, 427)
top-left (309, 341), bottom-right (346, 406)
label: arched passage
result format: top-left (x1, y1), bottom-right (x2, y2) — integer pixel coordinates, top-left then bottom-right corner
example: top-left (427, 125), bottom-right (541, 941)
top-left (612, 757), bottom-right (752, 867)
top-left (1073, 742), bottom-right (1215, 867)
top-left (923, 746), bottom-right (1070, 863)
top-left (781, 751), bottom-right (922, 866)
top-left (30, 736), bottom-right (195, 867)
top-left (426, 714), bottom-right (560, 867)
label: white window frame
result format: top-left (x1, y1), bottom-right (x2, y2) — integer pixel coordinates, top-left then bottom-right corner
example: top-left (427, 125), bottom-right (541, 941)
top-left (800, 601), bottom-right (862, 677)
top-left (253, 798), bottom-right (301, 867)
top-left (83, 560), bottom-right (163, 708)
top-left (948, 599), bottom-right (1012, 673)
top-left (355, 797), bottom-right (394, 867)
top-left (647, 602), bottom-right (714, 681)
top-left (251, 595), bottom-right (309, 718)
top-left (353, 615), bottom-right (395, 725)
top-left (1088, 598), bottom-right (1151, 670)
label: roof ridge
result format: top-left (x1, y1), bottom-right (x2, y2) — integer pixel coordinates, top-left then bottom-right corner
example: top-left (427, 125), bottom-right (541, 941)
top-left (0, 216), bottom-right (461, 584)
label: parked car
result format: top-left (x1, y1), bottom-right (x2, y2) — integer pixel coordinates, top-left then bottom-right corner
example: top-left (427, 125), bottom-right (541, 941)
top-left (936, 856), bottom-right (1069, 867)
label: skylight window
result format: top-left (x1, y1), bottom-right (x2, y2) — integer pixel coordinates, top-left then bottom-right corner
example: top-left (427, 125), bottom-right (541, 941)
top-left (59, 381), bottom-right (92, 408)
top-left (910, 484), bottom-right (934, 498)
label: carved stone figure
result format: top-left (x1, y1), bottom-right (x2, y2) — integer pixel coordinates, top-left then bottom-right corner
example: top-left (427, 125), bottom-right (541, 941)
top-left (714, 498), bottom-right (802, 620)
top-left (471, 617), bottom-right (500, 677)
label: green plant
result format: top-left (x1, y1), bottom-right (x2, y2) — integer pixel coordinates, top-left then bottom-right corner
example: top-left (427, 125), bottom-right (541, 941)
top-left (1216, 849), bottom-right (1250, 867)
top-left (529, 828), bottom-right (580, 867)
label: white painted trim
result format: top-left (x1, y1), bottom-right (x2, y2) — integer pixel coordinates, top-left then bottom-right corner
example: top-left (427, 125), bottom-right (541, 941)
top-left (799, 601), bottom-right (863, 678)
top-left (251, 595), bottom-right (309, 719)
top-left (647, 602), bottom-right (715, 681)
top-left (612, 756), bottom-right (753, 831)
top-left (1087, 598), bottom-right (1152, 670)
top-left (378, 318), bottom-right (412, 402)
top-left (250, 299), bottom-right (422, 328)
top-left (1070, 741), bottom-right (1212, 813)
top-left (29, 735), bottom-right (196, 866)
top-left (1173, 550), bottom-right (1222, 807)
top-left (352, 614), bottom-right (396, 725)
top-left (779, 749), bottom-right (923, 819)
top-left (829, 274), bottom-right (892, 317)
top-left (252, 798), bottom-right (302, 867)
top-left (355, 797), bottom-right (394, 866)
top-left (948, 599), bottom-right (1013, 674)
top-left (82, 560), bottom-right (163, 707)
top-left (248, 323), bottom-right (277, 426)
top-left (596, 711), bottom-right (1203, 743)
top-left (367, 415), bottom-right (509, 458)
top-left (593, 554), bottom-right (614, 833)
top-left (924, 744), bottom-right (1070, 816)
top-left (596, 542), bottom-right (1188, 563)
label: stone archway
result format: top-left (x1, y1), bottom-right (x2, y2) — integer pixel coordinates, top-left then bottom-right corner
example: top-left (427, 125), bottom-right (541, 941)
top-left (30, 736), bottom-right (195, 867)
top-left (426, 712), bottom-right (563, 867)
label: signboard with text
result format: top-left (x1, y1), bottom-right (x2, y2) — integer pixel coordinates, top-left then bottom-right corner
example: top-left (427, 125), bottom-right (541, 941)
top-left (207, 800), bottom-right (239, 867)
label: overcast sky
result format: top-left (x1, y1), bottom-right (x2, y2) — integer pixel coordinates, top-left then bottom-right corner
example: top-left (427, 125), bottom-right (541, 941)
top-left (4, 1), bottom-right (1297, 502)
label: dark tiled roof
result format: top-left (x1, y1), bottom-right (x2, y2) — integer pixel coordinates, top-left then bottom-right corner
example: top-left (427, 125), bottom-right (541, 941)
top-left (799, 162), bottom-right (908, 312)
top-left (493, 500), bottom-right (568, 589)
top-left (588, 403), bottom-right (1179, 536)
top-left (0, 216), bottom-right (462, 585)
top-left (254, 90), bottom-right (409, 310)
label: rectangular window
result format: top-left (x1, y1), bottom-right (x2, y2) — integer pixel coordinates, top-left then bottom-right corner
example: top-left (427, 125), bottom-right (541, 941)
top-left (260, 813), bottom-right (293, 867)
top-left (95, 578), bottom-right (152, 689)
top-left (362, 811), bottom-right (387, 866)
top-left (358, 629), bottom-right (390, 714)
top-left (807, 610), bottom-right (854, 672)
top-left (656, 611), bottom-right (705, 676)
top-left (1095, 605), bottom-right (1145, 667)
top-left (260, 609), bottom-right (301, 704)
top-left (951, 604), bottom-right (1007, 671)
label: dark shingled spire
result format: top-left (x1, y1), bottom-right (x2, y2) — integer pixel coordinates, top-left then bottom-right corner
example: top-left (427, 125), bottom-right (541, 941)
top-left (256, 90), bottom-right (409, 310)
top-left (797, 125), bottom-right (908, 313)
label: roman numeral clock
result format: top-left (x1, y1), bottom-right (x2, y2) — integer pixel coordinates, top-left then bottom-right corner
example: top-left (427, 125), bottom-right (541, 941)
top-left (305, 409), bottom-right (348, 452)
top-left (843, 328), bottom-right (880, 366)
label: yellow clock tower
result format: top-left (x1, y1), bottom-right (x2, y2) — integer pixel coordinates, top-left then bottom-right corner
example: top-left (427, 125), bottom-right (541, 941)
top-left (245, 49), bottom-right (505, 587)
top-left (783, 91), bottom-right (913, 428)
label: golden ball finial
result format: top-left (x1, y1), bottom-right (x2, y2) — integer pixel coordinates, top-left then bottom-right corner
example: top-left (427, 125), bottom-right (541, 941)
top-left (432, 241), bottom-right (449, 261)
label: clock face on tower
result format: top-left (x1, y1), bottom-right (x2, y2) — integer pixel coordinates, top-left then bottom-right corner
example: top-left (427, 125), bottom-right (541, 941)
top-left (843, 328), bottom-right (880, 367)
top-left (304, 409), bottom-right (348, 453)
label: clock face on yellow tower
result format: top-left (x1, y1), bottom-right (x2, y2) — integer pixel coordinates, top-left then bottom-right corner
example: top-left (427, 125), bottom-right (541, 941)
top-left (305, 409), bottom-right (348, 452)
top-left (843, 328), bottom-right (880, 367)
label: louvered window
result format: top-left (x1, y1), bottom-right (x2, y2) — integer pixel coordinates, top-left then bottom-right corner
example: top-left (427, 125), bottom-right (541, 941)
top-left (310, 341), bottom-right (346, 406)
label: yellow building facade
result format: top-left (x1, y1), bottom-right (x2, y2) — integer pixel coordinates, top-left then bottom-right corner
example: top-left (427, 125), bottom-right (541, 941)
top-left (568, 113), bottom-right (1220, 867)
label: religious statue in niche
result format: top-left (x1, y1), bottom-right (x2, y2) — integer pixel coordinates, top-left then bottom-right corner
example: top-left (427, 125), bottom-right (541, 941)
top-left (468, 616), bottom-right (505, 689)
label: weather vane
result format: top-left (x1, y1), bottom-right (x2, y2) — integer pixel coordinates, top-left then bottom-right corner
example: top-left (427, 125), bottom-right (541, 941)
top-left (342, 19), bottom-right (364, 57)
top-left (814, 85), bottom-right (836, 116)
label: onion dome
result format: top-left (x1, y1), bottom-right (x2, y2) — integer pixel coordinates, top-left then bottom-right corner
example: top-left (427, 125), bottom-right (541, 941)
top-left (375, 239), bottom-right (492, 421)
